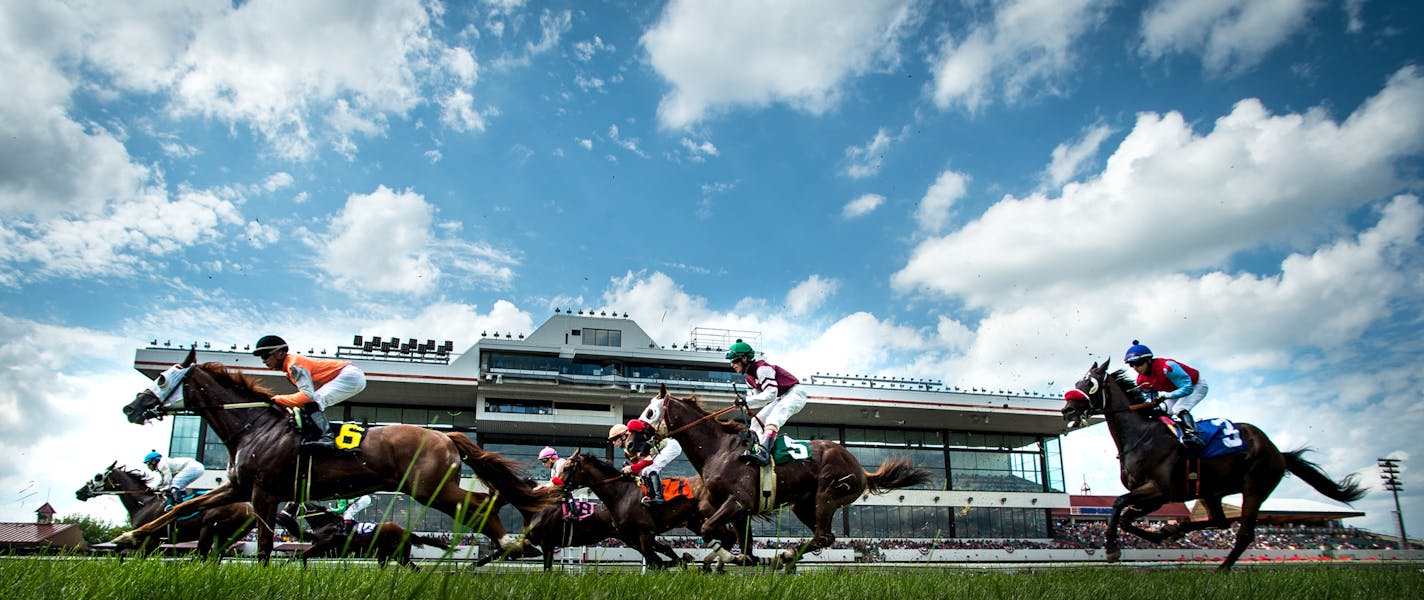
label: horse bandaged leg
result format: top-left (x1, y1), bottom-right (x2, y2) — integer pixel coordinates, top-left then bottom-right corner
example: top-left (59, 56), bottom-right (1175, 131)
top-left (758, 464), bottom-right (777, 513)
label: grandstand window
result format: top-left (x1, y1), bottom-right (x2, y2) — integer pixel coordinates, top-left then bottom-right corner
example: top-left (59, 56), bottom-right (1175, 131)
top-left (845, 445), bottom-right (945, 490)
top-left (583, 328), bottom-right (622, 347)
top-left (200, 423), bottom-right (226, 470)
top-left (486, 398), bottom-right (553, 415)
top-left (948, 450), bottom-right (1045, 492)
top-left (781, 423), bottom-right (839, 441)
top-left (843, 505), bottom-right (950, 539)
top-left (952, 507), bottom-right (1048, 539)
top-left (1043, 437), bottom-right (1065, 492)
top-left (168, 415), bottom-right (201, 459)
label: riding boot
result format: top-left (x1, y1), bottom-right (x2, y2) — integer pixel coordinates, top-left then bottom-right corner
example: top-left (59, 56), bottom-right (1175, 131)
top-left (644, 473), bottom-right (665, 505)
top-left (1177, 410), bottom-right (1204, 452)
top-left (301, 402), bottom-right (337, 452)
top-left (740, 438), bottom-right (770, 466)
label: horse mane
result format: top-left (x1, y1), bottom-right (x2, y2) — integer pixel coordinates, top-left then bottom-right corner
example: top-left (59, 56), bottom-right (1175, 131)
top-left (200, 361), bottom-right (275, 397)
top-left (577, 451), bottom-right (623, 478)
top-left (115, 465), bottom-right (149, 487)
top-left (677, 393), bottom-right (746, 433)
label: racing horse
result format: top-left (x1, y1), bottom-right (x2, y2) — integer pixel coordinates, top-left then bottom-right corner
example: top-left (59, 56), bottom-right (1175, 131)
top-left (652, 384), bottom-right (931, 572)
top-left (1062, 360), bottom-right (1366, 571)
top-left (555, 449), bottom-right (708, 569)
top-left (114, 349), bottom-right (557, 562)
top-left (76, 461), bottom-right (257, 560)
top-left (275, 502), bottom-right (449, 569)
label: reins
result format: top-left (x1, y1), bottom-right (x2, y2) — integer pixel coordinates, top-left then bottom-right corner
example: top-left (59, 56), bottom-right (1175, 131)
top-left (658, 396), bottom-right (741, 438)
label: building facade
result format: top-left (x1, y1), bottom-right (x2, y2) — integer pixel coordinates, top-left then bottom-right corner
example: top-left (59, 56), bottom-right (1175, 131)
top-left (135, 313), bottom-right (1071, 541)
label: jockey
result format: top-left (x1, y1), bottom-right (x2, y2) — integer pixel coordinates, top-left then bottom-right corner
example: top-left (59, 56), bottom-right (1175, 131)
top-left (538, 447), bottom-right (568, 488)
top-left (336, 494), bottom-right (371, 534)
top-left (253, 335), bottom-right (368, 452)
top-left (143, 450), bottom-right (203, 507)
top-left (1126, 340), bottom-right (1207, 451)
top-left (725, 339), bottom-right (807, 466)
top-left (619, 419), bottom-right (681, 505)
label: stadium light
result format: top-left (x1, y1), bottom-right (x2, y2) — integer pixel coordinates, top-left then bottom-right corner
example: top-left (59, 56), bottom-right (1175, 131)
top-left (1377, 457), bottom-right (1408, 548)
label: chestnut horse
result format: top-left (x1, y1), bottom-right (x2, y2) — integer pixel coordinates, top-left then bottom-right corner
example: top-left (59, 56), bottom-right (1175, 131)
top-left (76, 461), bottom-right (257, 559)
top-left (275, 502), bottom-right (449, 569)
top-left (1062, 360), bottom-right (1366, 571)
top-left (555, 448), bottom-right (707, 569)
top-left (652, 384), bottom-right (930, 572)
top-left (114, 349), bottom-right (556, 562)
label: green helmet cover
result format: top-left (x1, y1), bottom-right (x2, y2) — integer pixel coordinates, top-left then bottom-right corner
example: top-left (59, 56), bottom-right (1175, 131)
top-left (724, 339), bottom-right (754, 359)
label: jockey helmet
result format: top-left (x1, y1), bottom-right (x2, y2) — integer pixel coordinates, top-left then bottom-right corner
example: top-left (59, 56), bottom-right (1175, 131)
top-left (724, 339), bottom-right (755, 360)
top-left (252, 335), bottom-right (288, 357)
top-left (538, 446), bottom-right (558, 460)
top-left (1124, 340), bottom-right (1153, 364)
top-left (144, 450), bottom-right (162, 464)
top-left (625, 419), bottom-right (648, 433)
top-left (607, 423), bottom-right (628, 440)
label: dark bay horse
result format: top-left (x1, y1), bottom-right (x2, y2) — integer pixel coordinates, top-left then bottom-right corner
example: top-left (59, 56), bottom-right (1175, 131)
top-left (1062, 360), bottom-right (1366, 571)
top-left (653, 384), bottom-right (930, 572)
top-left (114, 349), bottom-right (556, 562)
top-left (555, 448), bottom-right (705, 569)
top-left (276, 502), bottom-right (448, 569)
top-left (76, 461), bottom-right (257, 559)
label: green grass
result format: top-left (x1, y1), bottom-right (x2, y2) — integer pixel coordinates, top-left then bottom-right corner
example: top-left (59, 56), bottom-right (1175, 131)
top-left (1, 555), bottom-right (1420, 599)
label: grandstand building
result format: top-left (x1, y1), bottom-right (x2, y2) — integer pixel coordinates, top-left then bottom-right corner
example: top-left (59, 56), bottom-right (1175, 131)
top-left (134, 312), bottom-right (1072, 541)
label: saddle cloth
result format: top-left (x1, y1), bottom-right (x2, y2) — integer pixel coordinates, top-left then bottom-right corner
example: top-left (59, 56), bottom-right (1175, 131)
top-left (637, 477), bottom-right (696, 502)
top-left (1158, 416), bottom-right (1248, 459)
top-left (561, 499), bottom-right (599, 521)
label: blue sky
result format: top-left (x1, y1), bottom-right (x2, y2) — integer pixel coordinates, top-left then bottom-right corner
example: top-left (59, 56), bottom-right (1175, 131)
top-left (1, 0), bottom-right (1420, 538)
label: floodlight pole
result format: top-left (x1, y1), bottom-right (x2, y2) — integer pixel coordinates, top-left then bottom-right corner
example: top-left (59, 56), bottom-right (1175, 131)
top-left (1377, 458), bottom-right (1407, 548)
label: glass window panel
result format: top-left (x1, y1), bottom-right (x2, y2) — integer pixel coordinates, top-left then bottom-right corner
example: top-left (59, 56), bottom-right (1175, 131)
top-left (376, 406), bottom-right (404, 424)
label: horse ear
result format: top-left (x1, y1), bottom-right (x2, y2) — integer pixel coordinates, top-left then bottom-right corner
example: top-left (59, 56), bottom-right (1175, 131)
top-left (1103, 357), bottom-right (1111, 370)
top-left (570, 448), bottom-right (581, 458)
top-left (658, 383), bottom-right (668, 398)
top-left (181, 347), bottom-right (197, 367)
top-left (106, 460), bottom-right (117, 471)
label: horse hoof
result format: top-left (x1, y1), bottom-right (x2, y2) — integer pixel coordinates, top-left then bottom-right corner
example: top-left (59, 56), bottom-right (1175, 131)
top-left (1105, 549), bottom-right (1121, 563)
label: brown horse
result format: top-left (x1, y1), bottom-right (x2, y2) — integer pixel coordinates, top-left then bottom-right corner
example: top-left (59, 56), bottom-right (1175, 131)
top-left (1062, 360), bottom-right (1366, 571)
top-left (555, 448), bottom-right (706, 569)
top-left (114, 349), bottom-right (557, 562)
top-left (76, 461), bottom-right (257, 559)
top-left (275, 502), bottom-right (449, 569)
top-left (653, 384), bottom-right (930, 572)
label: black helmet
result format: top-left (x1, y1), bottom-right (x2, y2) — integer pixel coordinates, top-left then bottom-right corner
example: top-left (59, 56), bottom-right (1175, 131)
top-left (252, 335), bottom-right (288, 357)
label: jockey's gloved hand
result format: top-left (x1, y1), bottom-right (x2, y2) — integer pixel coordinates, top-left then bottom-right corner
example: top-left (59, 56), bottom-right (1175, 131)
top-left (1155, 391), bottom-right (1170, 401)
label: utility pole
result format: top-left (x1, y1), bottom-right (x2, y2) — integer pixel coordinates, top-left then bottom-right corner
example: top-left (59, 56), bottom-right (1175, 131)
top-left (1377, 458), bottom-right (1407, 548)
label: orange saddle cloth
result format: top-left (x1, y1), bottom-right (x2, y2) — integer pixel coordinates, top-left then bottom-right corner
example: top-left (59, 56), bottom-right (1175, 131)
top-left (640, 477), bottom-right (696, 502)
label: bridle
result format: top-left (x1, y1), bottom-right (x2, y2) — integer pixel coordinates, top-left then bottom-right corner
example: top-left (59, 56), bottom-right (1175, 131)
top-left (561, 454), bottom-right (628, 490)
top-left (1076, 371), bottom-right (1157, 417)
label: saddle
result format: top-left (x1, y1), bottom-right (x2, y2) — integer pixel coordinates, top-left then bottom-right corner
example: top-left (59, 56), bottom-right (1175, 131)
top-left (286, 411), bottom-right (365, 454)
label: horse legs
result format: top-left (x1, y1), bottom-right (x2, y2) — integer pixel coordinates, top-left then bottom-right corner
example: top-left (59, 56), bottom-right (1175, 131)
top-left (1105, 483), bottom-right (1165, 562)
top-left (1220, 494), bottom-right (1266, 571)
top-left (112, 483), bottom-right (240, 547)
top-left (249, 490), bottom-right (280, 565)
top-left (1118, 504), bottom-right (1166, 543)
top-left (1159, 496), bottom-right (1229, 540)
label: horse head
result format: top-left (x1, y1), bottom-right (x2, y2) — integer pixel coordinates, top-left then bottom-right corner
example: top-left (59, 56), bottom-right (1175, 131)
top-left (123, 348), bottom-right (198, 424)
top-left (75, 460), bottom-right (122, 501)
top-left (1061, 359), bottom-right (1112, 427)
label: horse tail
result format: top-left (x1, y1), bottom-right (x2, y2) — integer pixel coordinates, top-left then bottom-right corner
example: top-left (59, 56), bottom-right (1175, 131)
top-left (446, 432), bottom-right (557, 514)
top-left (864, 455), bottom-right (933, 494)
top-left (407, 532), bottom-right (450, 549)
top-left (1284, 448), bottom-right (1367, 503)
